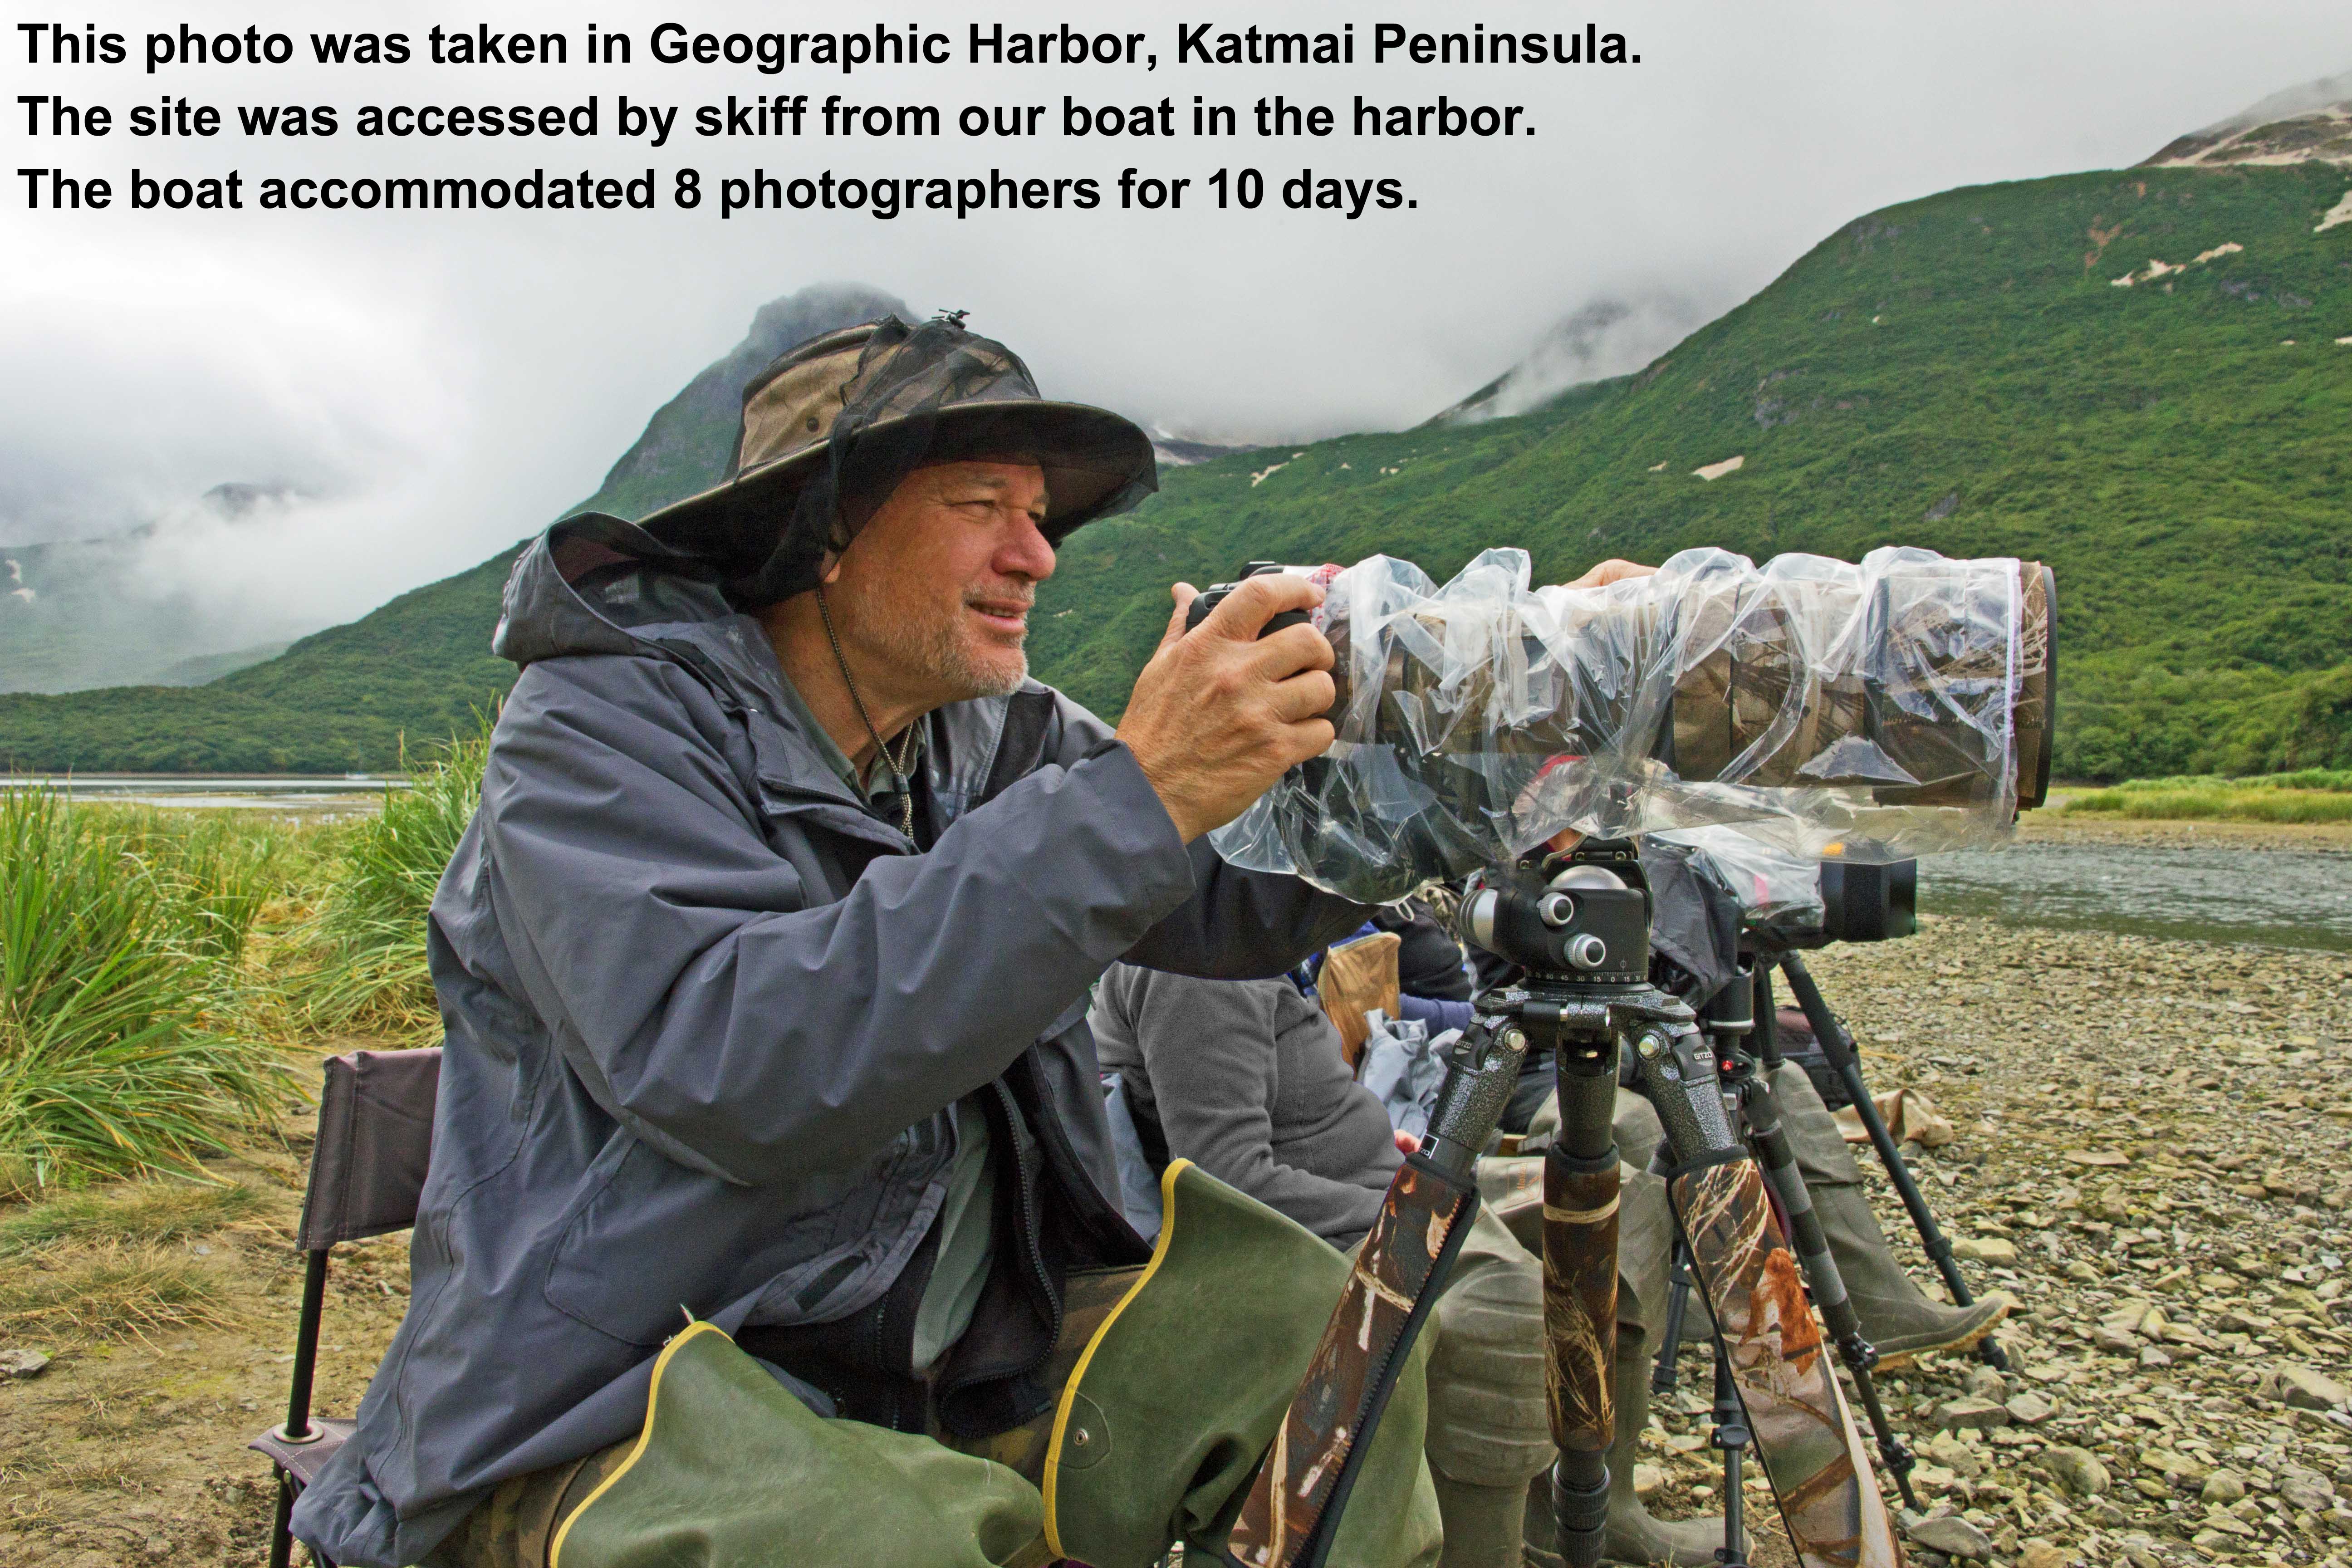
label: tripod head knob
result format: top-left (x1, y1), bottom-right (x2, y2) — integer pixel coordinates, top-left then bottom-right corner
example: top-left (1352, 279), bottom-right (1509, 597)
top-left (1456, 855), bottom-right (1651, 985)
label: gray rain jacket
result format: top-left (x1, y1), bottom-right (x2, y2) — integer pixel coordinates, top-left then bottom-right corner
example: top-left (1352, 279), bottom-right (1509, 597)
top-left (292, 516), bottom-right (1365, 1567)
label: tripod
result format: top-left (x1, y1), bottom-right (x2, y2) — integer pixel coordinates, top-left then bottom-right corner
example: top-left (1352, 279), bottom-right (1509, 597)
top-left (1230, 843), bottom-right (1912, 1568)
top-left (1459, 845), bottom-right (1913, 1568)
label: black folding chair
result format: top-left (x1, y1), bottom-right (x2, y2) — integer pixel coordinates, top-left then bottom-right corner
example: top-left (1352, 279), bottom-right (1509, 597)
top-left (251, 1048), bottom-right (441, 1568)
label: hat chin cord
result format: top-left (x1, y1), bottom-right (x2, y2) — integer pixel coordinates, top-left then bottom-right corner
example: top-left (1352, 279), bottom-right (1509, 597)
top-left (815, 583), bottom-right (919, 841)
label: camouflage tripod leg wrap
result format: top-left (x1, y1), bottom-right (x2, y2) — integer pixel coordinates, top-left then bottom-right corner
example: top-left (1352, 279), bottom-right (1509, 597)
top-left (1542, 1045), bottom-right (1621, 1568)
top-left (1633, 1023), bottom-right (1906, 1568)
top-left (1225, 1019), bottom-right (1523, 1568)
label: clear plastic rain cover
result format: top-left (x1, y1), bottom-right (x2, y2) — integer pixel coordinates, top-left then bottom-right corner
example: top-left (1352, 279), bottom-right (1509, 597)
top-left (1210, 546), bottom-right (2050, 904)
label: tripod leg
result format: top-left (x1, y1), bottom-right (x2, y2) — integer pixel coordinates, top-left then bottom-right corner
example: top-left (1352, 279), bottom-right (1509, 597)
top-left (1544, 1038), bottom-right (1620, 1568)
top-left (1738, 1073), bottom-right (1921, 1514)
top-left (1227, 1019), bottom-right (1518, 1568)
top-left (1710, 1343), bottom-right (1753, 1568)
top-left (1633, 1024), bottom-right (1903, 1568)
top-left (1779, 955), bottom-right (2008, 1372)
top-left (1652, 1240), bottom-right (1695, 1397)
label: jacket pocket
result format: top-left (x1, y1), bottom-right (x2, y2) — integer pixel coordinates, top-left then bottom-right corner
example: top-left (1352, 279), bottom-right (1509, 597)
top-left (542, 1136), bottom-right (758, 1347)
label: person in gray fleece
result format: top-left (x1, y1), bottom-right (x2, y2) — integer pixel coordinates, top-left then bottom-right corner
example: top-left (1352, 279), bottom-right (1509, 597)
top-left (1094, 956), bottom-right (1398, 1246)
top-left (1090, 962), bottom-right (1720, 1568)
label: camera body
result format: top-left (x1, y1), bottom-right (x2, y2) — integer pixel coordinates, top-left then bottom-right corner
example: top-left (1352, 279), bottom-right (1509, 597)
top-left (1183, 561), bottom-right (1315, 637)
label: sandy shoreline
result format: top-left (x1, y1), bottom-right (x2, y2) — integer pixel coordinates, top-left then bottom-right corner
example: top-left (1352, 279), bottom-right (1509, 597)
top-left (2021, 811), bottom-right (2352, 856)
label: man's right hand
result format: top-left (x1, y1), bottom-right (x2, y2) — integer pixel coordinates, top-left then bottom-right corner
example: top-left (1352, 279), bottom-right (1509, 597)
top-left (1116, 575), bottom-right (1338, 843)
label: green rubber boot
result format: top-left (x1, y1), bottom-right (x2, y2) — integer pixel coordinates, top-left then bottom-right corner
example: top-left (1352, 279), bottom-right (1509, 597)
top-left (1433, 1474), bottom-right (1534, 1568)
top-left (1601, 1329), bottom-right (1731, 1568)
top-left (1424, 1208), bottom-right (1556, 1568)
top-left (1519, 1332), bottom-right (1729, 1568)
top-left (1769, 1063), bottom-right (2010, 1367)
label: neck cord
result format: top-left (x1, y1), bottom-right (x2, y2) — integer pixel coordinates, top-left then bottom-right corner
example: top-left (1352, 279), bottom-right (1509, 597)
top-left (815, 585), bottom-right (919, 841)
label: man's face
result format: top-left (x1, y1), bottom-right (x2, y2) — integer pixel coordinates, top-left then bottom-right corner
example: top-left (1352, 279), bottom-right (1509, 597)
top-left (823, 459), bottom-right (1054, 706)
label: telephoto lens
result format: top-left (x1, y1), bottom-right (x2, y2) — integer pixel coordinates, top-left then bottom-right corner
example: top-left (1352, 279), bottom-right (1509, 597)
top-left (1210, 546), bottom-right (2055, 903)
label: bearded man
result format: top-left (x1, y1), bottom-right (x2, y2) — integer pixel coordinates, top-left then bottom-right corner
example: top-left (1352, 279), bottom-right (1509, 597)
top-left (289, 315), bottom-right (1446, 1568)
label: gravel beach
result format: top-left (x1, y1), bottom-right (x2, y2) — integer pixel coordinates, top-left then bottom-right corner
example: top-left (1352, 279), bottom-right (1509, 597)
top-left (1640, 912), bottom-right (2352, 1568)
top-left (3, 817), bottom-right (2348, 1566)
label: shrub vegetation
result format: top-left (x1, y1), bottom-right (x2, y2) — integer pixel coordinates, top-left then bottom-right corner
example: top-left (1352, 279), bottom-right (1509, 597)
top-left (289, 727), bottom-right (490, 1038)
top-left (2064, 766), bottom-right (2352, 821)
top-left (0, 789), bottom-right (294, 1193)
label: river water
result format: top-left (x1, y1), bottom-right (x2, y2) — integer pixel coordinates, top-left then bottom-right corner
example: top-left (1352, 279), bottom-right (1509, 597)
top-left (1920, 840), bottom-right (2352, 953)
top-left (9, 776), bottom-right (2347, 952)
top-left (1, 774), bottom-right (399, 810)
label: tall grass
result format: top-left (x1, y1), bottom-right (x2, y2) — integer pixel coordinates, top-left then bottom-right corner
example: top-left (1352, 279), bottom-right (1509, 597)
top-left (2064, 770), bottom-right (2352, 823)
top-left (2085, 768), bottom-right (2352, 794)
top-left (292, 726), bottom-right (488, 1037)
top-left (0, 788), bottom-right (291, 1193)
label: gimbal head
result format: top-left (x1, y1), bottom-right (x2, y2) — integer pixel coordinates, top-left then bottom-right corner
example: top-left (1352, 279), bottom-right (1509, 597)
top-left (1455, 840), bottom-right (1652, 985)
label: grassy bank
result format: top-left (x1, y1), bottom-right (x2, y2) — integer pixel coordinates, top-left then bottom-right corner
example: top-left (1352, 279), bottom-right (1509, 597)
top-left (0, 731), bottom-right (485, 1198)
top-left (0, 790), bottom-right (307, 1195)
top-left (2063, 768), bottom-right (2352, 823)
top-left (289, 730), bottom-right (487, 1040)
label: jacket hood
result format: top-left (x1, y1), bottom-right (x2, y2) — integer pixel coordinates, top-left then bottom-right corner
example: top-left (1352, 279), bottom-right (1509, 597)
top-left (494, 514), bottom-right (794, 713)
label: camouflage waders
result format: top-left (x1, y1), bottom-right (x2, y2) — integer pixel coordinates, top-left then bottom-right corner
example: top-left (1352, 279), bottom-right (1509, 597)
top-left (428, 1162), bottom-right (1441, 1568)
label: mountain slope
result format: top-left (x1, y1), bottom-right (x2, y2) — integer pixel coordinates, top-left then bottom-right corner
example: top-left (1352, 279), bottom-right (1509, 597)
top-left (1025, 161), bottom-right (2352, 779)
top-left (5, 165), bottom-right (2348, 776)
top-left (566, 284), bottom-right (909, 522)
top-left (2141, 68), bottom-right (2352, 170)
top-left (0, 285), bottom-right (910, 771)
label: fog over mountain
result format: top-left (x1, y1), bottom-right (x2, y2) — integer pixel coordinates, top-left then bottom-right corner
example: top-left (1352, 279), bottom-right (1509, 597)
top-left (1431, 296), bottom-right (1710, 424)
top-left (1, 485), bottom-right (323, 692)
top-left (1, 0), bottom-right (2342, 685)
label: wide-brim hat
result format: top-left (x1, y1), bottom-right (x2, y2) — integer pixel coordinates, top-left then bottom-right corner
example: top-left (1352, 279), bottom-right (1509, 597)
top-left (638, 314), bottom-right (1157, 605)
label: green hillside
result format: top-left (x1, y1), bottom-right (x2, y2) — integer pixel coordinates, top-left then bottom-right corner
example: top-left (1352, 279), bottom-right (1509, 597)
top-left (0, 548), bottom-right (524, 772)
top-left (1030, 162), bottom-right (2352, 779)
top-left (3, 166), bottom-right (2347, 776)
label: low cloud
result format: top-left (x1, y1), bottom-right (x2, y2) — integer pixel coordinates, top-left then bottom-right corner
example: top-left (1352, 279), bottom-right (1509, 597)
top-left (0, 0), bottom-right (2339, 682)
top-left (1440, 295), bottom-right (1710, 423)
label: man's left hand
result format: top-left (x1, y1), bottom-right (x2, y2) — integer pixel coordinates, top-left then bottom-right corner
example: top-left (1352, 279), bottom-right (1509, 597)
top-left (1564, 559), bottom-right (1656, 589)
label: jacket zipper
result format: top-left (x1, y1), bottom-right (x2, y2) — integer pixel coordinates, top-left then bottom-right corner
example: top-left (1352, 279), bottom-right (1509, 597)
top-left (1011, 1054), bottom-right (1154, 1264)
top-left (991, 1079), bottom-right (1063, 1375)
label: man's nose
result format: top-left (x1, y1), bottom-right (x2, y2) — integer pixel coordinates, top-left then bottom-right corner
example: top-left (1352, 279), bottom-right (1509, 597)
top-left (996, 511), bottom-right (1057, 582)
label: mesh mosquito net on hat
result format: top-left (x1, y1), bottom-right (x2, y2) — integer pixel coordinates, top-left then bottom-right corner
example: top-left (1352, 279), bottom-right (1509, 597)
top-left (725, 313), bottom-right (1157, 607)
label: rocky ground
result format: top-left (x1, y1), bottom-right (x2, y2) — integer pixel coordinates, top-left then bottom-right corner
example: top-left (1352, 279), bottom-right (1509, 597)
top-left (1637, 914), bottom-right (2352, 1568)
top-left (2019, 810), bottom-right (2352, 856)
top-left (3, 844), bottom-right (2348, 1567)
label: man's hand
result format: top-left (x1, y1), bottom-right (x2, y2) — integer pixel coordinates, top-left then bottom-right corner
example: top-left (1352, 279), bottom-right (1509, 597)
top-left (1117, 575), bottom-right (1338, 843)
top-left (1564, 558), bottom-right (1656, 590)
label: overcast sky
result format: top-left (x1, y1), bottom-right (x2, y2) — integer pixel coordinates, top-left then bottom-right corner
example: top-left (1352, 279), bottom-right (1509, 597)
top-left (2, 1), bottom-right (2345, 633)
